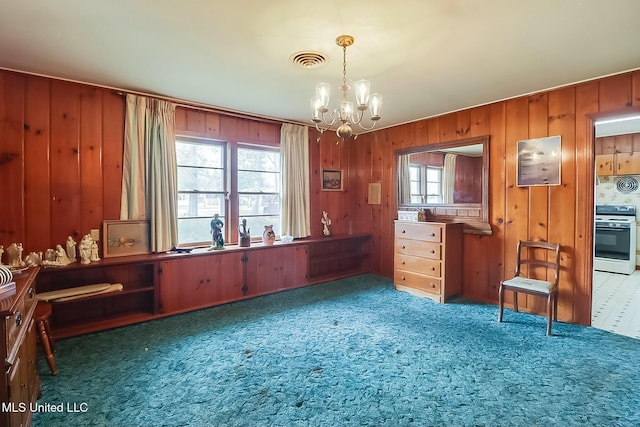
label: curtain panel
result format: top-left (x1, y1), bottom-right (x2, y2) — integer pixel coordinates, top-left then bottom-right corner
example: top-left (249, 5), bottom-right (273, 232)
top-left (121, 94), bottom-right (178, 252)
top-left (280, 124), bottom-right (310, 238)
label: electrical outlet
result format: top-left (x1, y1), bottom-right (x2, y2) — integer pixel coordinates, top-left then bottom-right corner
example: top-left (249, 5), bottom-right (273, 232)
top-left (90, 229), bottom-right (100, 241)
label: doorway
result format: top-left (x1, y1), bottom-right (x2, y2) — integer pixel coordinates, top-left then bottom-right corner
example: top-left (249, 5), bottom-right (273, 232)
top-left (591, 113), bottom-right (640, 339)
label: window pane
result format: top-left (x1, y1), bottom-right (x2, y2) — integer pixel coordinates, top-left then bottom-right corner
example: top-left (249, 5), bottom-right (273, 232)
top-left (238, 148), bottom-right (280, 172)
top-left (409, 166), bottom-right (420, 180)
top-left (426, 168), bottom-right (441, 181)
top-left (177, 193), bottom-right (224, 218)
top-left (176, 141), bottom-right (223, 168)
top-left (238, 171), bottom-right (279, 193)
top-left (177, 216), bottom-right (226, 246)
top-left (410, 182), bottom-right (420, 194)
top-left (239, 194), bottom-right (280, 216)
top-left (426, 182), bottom-right (441, 195)
top-left (426, 195), bottom-right (442, 203)
top-left (177, 166), bottom-right (224, 192)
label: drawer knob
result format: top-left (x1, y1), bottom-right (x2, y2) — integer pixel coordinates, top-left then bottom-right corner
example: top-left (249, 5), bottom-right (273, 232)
top-left (28, 288), bottom-right (36, 299)
top-left (431, 283), bottom-right (436, 288)
top-left (15, 312), bottom-right (23, 327)
top-left (430, 250), bottom-right (435, 253)
top-left (431, 266), bottom-right (435, 271)
top-left (401, 276), bottom-right (406, 281)
top-left (402, 245), bottom-right (406, 249)
top-left (430, 232), bottom-right (436, 237)
top-left (401, 229), bottom-right (406, 234)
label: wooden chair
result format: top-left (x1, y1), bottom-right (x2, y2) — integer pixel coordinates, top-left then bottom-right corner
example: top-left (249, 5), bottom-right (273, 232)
top-left (35, 301), bottom-right (57, 375)
top-left (498, 240), bottom-right (560, 335)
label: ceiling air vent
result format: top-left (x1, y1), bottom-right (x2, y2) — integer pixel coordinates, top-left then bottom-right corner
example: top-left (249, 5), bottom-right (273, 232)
top-left (290, 51), bottom-right (326, 69)
top-left (615, 176), bottom-right (639, 193)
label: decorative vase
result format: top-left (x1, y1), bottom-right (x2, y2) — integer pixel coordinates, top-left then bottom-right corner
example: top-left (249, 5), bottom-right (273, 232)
top-left (239, 235), bottom-right (251, 247)
top-left (262, 225), bottom-right (276, 245)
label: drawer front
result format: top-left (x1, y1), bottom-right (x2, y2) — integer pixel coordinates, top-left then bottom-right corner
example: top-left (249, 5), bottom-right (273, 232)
top-left (395, 269), bottom-right (442, 295)
top-left (6, 296), bottom-right (26, 356)
top-left (396, 238), bottom-right (441, 260)
top-left (395, 253), bottom-right (441, 277)
top-left (396, 222), bottom-right (442, 242)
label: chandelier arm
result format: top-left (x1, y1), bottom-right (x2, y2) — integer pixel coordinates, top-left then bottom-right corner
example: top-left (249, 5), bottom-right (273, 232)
top-left (355, 119), bottom-right (379, 131)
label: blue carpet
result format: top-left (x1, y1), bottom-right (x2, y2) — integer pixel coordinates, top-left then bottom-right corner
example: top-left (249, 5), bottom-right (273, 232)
top-left (33, 274), bottom-right (640, 427)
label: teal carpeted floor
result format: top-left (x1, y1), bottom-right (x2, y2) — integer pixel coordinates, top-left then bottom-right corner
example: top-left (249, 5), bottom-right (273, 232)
top-left (33, 274), bottom-right (640, 427)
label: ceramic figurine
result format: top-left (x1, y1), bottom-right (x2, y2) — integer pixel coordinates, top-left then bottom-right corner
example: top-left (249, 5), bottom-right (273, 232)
top-left (55, 244), bottom-right (72, 265)
top-left (6, 243), bottom-right (25, 267)
top-left (239, 218), bottom-right (251, 247)
top-left (321, 211), bottom-right (332, 237)
top-left (66, 236), bottom-right (77, 262)
top-left (90, 241), bottom-right (100, 262)
top-left (210, 214), bottom-right (225, 250)
top-left (24, 252), bottom-right (42, 267)
top-left (79, 234), bottom-right (93, 264)
top-left (262, 225), bottom-right (276, 245)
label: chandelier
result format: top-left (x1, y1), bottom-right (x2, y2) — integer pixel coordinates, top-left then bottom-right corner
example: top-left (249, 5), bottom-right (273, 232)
top-left (311, 35), bottom-right (383, 140)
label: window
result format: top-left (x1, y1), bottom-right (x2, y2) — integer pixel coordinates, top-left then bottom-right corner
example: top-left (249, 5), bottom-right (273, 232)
top-left (426, 166), bottom-right (443, 203)
top-left (175, 139), bottom-right (281, 246)
top-left (176, 139), bottom-right (226, 245)
top-left (237, 145), bottom-right (281, 239)
top-left (409, 164), bottom-right (442, 204)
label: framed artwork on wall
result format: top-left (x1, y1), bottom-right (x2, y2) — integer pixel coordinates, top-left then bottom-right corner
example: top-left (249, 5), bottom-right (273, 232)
top-left (321, 169), bottom-right (343, 191)
top-left (516, 135), bottom-right (562, 186)
top-left (103, 220), bottom-right (151, 258)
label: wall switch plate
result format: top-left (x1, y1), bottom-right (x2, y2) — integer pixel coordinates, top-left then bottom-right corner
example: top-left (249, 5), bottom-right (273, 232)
top-left (90, 229), bottom-right (100, 241)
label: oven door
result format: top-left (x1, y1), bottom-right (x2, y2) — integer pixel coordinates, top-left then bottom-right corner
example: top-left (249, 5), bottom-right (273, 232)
top-left (595, 225), bottom-right (631, 260)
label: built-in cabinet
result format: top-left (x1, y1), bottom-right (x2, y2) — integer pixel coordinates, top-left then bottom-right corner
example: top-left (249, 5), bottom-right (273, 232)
top-left (1, 268), bottom-right (40, 427)
top-left (394, 221), bottom-right (462, 303)
top-left (34, 235), bottom-right (371, 338)
top-left (595, 132), bottom-right (640, 176)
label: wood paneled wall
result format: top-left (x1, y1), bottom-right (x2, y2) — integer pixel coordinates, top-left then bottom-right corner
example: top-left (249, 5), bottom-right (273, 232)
top-left (0, 71), bottom-right (124, 253)
top-left (313, 70), bottom-right (640, 325)
top-left (3, 67), bottom-right (640, 326)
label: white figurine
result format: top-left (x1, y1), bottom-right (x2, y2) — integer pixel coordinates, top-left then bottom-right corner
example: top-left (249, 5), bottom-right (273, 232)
top-left (66, 236), bottom-right (77, 262)
top-left (79, 234), bottom-right (93, 264)
top-left (24, 252), bottom-right (42, 267)
top-left (90, 241), bottom-right (100, 262)
top-left (55, 244), bottom-right (72, 266)
top-left (6, 243), bottom-right (24, 267)
top-left (321, 211), bottom-right (332, 237)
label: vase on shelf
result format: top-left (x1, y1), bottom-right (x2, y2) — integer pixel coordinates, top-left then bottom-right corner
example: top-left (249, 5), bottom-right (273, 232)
top-left (262, 225), bottom-right (276, 246)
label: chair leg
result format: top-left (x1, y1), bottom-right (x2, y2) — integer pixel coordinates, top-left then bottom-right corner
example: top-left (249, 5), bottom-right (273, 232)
top-left (498, 283), bottom-right (504, 322)
top-left (553, 292), bottom-right (558, 322)
top-left (546, 294), bottom-right (553, 336)
top-left (37, 320), bottom-right (57, 376)
top-left (513, 292), bottom-right (519, 313)
top-left (43, 318), bottom-right (55, 353)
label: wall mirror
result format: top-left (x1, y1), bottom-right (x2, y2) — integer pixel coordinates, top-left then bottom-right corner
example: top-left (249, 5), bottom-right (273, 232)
top-left (396, 135), bottom-right (491, 234)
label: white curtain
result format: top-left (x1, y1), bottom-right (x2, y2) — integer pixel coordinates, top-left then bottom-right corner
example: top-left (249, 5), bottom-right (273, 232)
top-left (280, 123), bottom-right (310, 238)
top-left (397, 154), bottom-right (411, 204)
top-left (121, 94), bottom-right (178, 252)
top-left (442, 153), bottom-right (457, 204)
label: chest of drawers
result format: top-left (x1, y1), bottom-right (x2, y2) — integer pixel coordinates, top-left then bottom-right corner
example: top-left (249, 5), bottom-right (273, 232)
top-left (0, 267), bottom-right (40, 427)
top-left (394, 221), bottom-right (462, 303)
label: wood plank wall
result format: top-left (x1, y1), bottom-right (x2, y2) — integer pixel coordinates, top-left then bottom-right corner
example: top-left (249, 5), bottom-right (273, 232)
top-left (3, 68), bottom-right (640, 326)
top-left (313, 70), bottom-right (640, 325)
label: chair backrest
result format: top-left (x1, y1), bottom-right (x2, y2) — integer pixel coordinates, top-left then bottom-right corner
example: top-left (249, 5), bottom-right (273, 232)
top-left (514, 240), bottom-right (560, 286)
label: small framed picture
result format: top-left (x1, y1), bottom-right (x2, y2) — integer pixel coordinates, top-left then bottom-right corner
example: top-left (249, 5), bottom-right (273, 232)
top-left (103, 220), bottom-right (151, 258)
top-left (516, 135), bottom-right (562, 186)
top-left (321, 169), bottom-right (343, 191)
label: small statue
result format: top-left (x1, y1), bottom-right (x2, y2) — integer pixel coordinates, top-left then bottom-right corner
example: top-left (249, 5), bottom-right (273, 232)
top-left (262, 225), bottom-right (276, 245)
top-left (55, 244), bottom-right (72, 266)
top-left (321, 210), bottom-right (332, 237)
top-left (66, 236), bottom-right (77, 262)
top-left (239, 218), bottom-right (251, 247)
top-left (209, 214), bottom-right (225, 250)
top-left (6, 243), bottom-right (25, 267)
top-left (79, 234), bottom-right (93, 264)
top-left (24, 252), bottom-right (42, 267)
top-left (90, 241), bottom-right (100, 262)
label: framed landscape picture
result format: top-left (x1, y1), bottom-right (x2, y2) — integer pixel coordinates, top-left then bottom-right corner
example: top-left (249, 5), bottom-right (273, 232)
top-left (516, 135), bottom-right (562, 186)
top-left (103, 220), bottom-right (151, 258)
top-left (321, 169), bottom-right (343, 191)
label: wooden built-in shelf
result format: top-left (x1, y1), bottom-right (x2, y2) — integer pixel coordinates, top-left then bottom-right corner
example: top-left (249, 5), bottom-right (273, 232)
top-left (35, 234), bottom-right (372, 338)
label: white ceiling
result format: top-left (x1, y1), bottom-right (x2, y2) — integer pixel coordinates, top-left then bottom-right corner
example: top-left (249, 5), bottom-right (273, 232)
top-left (2, 0), bottom-right (640, 132)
